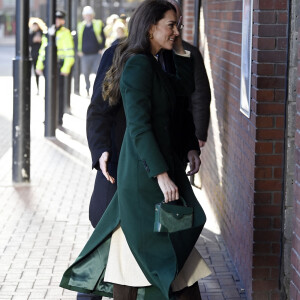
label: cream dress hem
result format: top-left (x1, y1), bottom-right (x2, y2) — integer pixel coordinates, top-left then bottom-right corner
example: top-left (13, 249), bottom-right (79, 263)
top-left (104, 225), bottom-right (211, 291)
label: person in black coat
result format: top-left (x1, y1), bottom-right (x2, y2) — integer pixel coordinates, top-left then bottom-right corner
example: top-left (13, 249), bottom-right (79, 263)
top-left (182, 41), bottom-right (211, 145)
top-left (165, 0), bottom-right (211, 147)
top-left (29, 22), bottom-right (43, 95)
top-left (86, 43), bottom-right (126, 228)
top-left (77, 45), bottom-right (122, 300)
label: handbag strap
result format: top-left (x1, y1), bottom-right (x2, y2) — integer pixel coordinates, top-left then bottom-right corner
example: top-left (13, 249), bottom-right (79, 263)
top-left (162, 196), bottom-right (187, 207)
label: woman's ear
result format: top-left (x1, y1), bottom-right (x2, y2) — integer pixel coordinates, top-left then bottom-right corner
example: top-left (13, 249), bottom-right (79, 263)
top-left (148, 24), bottom-right (155, 37)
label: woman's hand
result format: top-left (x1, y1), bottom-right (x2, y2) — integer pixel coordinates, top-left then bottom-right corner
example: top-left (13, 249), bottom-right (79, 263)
top-left (99, 152), bottom-right (115, 184)
top-left (198, 140), bottom-right (206, 148)
top-left (33, 35), bottom-right (42, 43)
top-left (186, 150), bottom-right (201, 175)
top-left (173, 35), bottom-right (185, 55)
top-left (60, 72), bottom-right (69, 77)
top-left (157, 172), bottom-right (179, 202)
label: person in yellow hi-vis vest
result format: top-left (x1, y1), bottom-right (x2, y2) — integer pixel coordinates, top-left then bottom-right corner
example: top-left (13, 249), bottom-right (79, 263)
top-left (77, 6), bottom-right (106, 97)
top-left (36, 10), bottom-right (75, 125)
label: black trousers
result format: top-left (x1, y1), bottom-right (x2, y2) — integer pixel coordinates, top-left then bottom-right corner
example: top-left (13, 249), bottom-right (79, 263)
top-left (31, 57), bottom-right (40, 90)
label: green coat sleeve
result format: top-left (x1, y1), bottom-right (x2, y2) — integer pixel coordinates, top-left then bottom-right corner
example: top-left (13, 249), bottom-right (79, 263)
top-left (120, 55), bottom-right (169, 178)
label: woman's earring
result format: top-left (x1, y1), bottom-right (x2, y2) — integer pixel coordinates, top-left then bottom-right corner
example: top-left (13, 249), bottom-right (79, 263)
top-left (149, 33), bottom-right (153, 39)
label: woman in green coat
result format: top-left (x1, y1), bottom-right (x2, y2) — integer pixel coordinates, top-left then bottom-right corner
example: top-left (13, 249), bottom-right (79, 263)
top-left (60, 1), bottom-right (208, 299)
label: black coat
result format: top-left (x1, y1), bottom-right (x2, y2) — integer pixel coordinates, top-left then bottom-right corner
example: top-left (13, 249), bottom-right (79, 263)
top-left (86, 43), bottom-right (203, 228)
top-left (29, 29), bottom-right (43, 63)
top-left (86, 44), bottom-right (125, 227)
top-left (184, 41), bottom-right (211, 142)
top-left (163, 41), bottom-right (211, 141)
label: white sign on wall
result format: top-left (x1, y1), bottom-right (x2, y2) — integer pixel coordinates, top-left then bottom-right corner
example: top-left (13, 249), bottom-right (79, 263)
top-left (240, 0), bottom-right (253, 118)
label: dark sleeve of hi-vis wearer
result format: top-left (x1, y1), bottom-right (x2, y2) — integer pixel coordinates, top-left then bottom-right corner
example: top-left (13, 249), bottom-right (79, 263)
top-left (100, 27), bottom-right (106, 50)
top-left (120, 55), bottom-right (169, 178)
top-left (183, 41), bottom-right (211, 142)
top-left (86, 44), bottom-right (118, 170)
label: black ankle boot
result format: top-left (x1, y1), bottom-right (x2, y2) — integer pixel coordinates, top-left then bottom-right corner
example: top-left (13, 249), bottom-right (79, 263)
top-left (113, 284), bottom-right (138, 300)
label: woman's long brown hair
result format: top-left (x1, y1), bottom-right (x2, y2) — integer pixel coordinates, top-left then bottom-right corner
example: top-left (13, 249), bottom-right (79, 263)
top-left (102, 0), bottom-right (176, 106)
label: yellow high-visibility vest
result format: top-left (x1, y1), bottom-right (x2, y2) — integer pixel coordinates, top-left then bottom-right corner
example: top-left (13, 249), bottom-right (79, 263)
top-left (77, 19), bottom-right (104, 52)
top-left (36, 26), bottom-right (75, 74)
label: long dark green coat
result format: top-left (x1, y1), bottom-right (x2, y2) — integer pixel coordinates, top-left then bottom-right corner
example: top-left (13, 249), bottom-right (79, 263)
top-left (60, 53), bottom-right (206, 300)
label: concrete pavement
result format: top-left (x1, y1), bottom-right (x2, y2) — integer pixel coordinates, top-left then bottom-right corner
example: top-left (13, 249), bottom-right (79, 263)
top-left (0, 53), bottom-right (247, 299)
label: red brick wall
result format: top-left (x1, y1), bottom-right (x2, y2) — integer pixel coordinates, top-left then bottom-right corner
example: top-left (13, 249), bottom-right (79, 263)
top-left (290, 6), bottom-right (300, 299)
top-left (185, 0), bottom-right (289, 298)
top-left (182, 0), bottom-right (194, 44)
top-left (197, 0), bottom-right (255, 297)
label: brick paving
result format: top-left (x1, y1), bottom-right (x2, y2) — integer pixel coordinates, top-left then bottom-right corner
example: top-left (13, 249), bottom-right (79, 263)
top-left (0, 51), bottom-right (247, 299)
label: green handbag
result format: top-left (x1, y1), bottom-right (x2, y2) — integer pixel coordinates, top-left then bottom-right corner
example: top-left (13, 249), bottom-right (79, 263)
top-left (153, 197), bottom-right (193, 233)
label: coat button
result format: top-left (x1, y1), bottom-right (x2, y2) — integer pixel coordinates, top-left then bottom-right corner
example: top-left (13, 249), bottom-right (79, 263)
top-left (142, 160), bottom-right (150, 173)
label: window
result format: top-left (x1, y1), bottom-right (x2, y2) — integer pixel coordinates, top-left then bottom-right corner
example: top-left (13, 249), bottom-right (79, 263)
top-left (240, 0), bottom-right (253, 118)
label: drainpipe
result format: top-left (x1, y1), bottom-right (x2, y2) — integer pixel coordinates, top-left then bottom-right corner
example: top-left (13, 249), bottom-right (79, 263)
top-left (279, 0), bottom-right (292, 298)
top-left (193, 0), bottom-right (201, 47)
